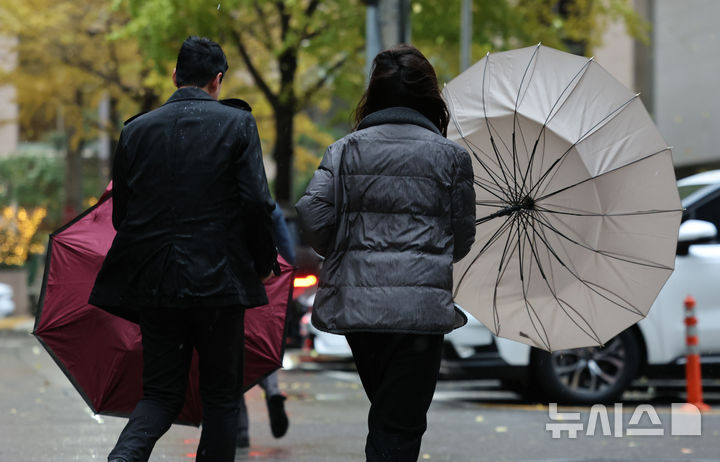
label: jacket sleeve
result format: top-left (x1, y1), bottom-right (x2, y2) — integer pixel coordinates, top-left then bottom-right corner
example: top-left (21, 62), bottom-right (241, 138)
top-left (111, 131), bottom-right (129, 231)
top-left (271, 203), bottom-right (296, 265)
top-left (236, 114), bottom-right (277, 277)
top-left (451, 147), bottom-right (476, 262)
top-left (295, 145), bottom-right (337, 257)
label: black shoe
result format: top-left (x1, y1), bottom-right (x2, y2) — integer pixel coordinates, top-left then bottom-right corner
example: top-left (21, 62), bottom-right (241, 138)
top-left (109, 459), bottom-right (128, 462)
top-left (236, 434), bottom-right (250, 448)
top-left (267, 394), bottom-right (289, 438)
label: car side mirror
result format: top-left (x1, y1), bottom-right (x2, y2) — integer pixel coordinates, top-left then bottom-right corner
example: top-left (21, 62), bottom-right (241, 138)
top-left (677, 219), bottom-right (718, 255)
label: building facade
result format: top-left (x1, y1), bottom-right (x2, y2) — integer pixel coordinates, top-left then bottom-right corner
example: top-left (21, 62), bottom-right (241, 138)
top-left (0, 36), bottom-right (18, 157)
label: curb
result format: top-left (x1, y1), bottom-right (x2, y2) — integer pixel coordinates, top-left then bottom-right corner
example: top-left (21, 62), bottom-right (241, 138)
top-left (0, 316), bottom-right (34, 333)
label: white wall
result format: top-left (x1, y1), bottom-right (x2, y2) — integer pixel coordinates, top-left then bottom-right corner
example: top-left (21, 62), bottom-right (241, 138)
top-left (594, 19), bottom-right (635, 91)
top-left (653, 0), bottom-right (720, 167)
top-left (0, 36), bottom-right (18, 157)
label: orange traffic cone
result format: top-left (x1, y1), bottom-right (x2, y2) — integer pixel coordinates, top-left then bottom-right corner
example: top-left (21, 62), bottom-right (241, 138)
top-left (683, 295), bottom-right (710, 412)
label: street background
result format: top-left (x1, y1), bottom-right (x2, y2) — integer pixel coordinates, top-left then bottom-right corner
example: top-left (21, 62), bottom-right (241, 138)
top-left (3, 0), bottom-right (720, 317)
top-left (1, 322), bottom-right (719, 462)
top-left (3, 1), bottom-right (720, 461)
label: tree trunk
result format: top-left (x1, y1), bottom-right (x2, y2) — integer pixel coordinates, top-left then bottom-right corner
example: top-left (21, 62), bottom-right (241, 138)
top-left (63, 91), bottom-right (86, 222)
top-left (273, 105), bottom-right (294, 205)
top-left (273, 44), bottom-right (298, 205)
top-left (64, 142), bottom-right (84, 222)
top-left (140, 89), bottom-right (160, 113)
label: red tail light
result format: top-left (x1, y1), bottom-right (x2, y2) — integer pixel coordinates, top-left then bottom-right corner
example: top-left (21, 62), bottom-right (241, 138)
top-left (294, 274), bottom-right (318, 288)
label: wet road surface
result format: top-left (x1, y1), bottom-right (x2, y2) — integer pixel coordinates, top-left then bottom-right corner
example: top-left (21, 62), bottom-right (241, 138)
top-left (1, 327), bottom-right (719, 461)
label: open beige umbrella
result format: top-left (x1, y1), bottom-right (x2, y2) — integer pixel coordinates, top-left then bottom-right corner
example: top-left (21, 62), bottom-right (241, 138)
top-left (445, 44), bottom-right (683, 351)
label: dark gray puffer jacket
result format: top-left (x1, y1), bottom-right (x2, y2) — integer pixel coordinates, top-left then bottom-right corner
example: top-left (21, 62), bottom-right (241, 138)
top-left (296, 107), bottom-right (476, 335)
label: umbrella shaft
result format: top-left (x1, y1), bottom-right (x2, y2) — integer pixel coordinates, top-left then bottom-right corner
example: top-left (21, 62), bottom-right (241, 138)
top-left (483, 204), bottom-right (523, 221)
top-left (479, 195), bottom-right (536, 222)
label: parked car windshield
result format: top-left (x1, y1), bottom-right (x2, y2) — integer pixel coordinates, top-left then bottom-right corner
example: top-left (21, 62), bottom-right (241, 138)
top-left (678, 184), bottom-right (712, 200)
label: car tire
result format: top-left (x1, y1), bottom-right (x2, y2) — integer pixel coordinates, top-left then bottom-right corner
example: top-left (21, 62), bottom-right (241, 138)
top-left (530, 329), bottom-right (641, 404)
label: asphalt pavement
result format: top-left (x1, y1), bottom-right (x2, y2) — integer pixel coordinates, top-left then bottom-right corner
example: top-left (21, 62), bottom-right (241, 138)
top-left (1, 316), bottom-right (720, 462)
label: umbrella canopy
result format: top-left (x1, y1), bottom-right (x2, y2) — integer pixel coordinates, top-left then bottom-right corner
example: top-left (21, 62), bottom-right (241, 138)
top-left (33, 188), bottom-right (294, 426)
top-left (444, 44), bottom-right (682, 351)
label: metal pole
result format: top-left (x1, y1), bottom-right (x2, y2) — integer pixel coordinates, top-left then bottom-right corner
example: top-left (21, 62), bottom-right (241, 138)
top-left (398, 0), bottom-right (411, 44)
top-left (366, 0), bottom-right (410, 82)
top-left (98, 93), bottom-right (111, 185)
top-left (460, 0), bottom-right (472, 71)
top-left (365, 1), bottom-right (382, 82)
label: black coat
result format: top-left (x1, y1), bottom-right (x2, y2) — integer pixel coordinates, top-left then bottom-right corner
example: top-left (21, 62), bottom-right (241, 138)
top-left (295, 107), bottom-right (476, 335)
top-left (90, 87), bottom-right (277, 319)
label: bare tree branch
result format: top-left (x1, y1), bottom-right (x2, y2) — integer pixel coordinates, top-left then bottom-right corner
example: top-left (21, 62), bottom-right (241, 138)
top-left (229, 29), bottom-right (279, 109)
top-left (275, 1), bottom-right (291, 43)
top-left (305, 0), bottom-right (320, 17)
top-left (298, 47), bottom-right (360, 110)
top-left (252, 0), bottom-right (277, 52)
top-left (54, 47), bottom-right (144, 102)
top-left (299, 1), bottom-right (321, 41)
top-left (302, 24), bottom-right (330, 41)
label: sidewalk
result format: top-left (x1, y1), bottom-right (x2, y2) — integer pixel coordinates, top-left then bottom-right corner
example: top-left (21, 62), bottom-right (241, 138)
top-left (2, 325), bottom-right (720, 461)
top-left (0, 315), bottom-right (34, 333)
top-left (0, 330), bottom-right (371, 462)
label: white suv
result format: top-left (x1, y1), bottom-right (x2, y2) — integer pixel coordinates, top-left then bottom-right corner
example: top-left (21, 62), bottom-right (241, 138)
top-left (443, 170), bottom-right (720, 403)
top-left (300, 171), bottom-right (720, 403)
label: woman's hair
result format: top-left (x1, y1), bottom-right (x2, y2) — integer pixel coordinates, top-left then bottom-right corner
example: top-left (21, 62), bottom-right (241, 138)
top-left (353, 44), bottom-right (449, 136)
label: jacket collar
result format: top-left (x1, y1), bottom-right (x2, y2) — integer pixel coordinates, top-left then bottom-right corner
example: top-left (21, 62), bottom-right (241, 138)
top-left (165, 87), bottom-right (215, 104)
top-left (357, 107), bottom-right (441, 135)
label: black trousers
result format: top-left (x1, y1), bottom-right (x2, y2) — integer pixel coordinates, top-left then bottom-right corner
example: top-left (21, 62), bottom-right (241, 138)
top-left (345, 332), bottom-right (444, 462)
top-left (108, 306), bottom-right (245, 462)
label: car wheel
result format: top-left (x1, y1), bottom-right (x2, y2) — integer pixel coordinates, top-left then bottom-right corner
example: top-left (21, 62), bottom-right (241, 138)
top-left (530, 330), bottom-right (640, 404)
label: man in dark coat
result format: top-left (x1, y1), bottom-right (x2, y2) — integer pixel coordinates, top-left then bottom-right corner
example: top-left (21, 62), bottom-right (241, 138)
top-left (90, 36), bottom-right (277, 462)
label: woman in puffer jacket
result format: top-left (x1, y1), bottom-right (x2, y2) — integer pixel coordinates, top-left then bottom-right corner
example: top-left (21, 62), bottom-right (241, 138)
top-left (296, 44), bottom-right (476, 462)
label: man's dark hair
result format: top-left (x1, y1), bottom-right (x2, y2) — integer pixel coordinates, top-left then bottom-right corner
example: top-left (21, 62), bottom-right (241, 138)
top-left (175, 36), bottom-right (228, 88)
top-left (353, 44), bottom-right (449, 136)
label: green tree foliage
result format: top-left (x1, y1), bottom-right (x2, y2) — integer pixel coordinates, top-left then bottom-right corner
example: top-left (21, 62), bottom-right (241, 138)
top-left (0, 0), bottom-right (165, 218)
top-left (0, 156), bottom-right (63, 223)
top-left (411, 0), bottom-right (646, 83)
top-left (116, 0), bottom-right (366, 204)
top-left (0, 154), bottom-right (106, 231)
top-left (0, 0), bottom-right (645, 211)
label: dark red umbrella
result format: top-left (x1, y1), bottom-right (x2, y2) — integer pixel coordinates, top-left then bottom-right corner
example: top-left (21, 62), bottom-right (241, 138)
top-left (33, 186), bottom-right (294, 426)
